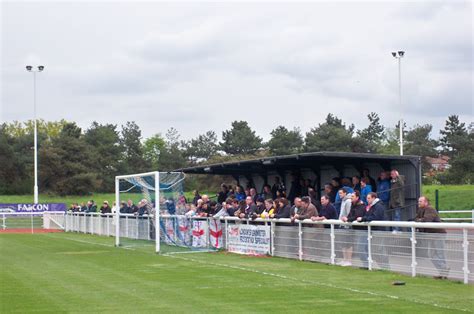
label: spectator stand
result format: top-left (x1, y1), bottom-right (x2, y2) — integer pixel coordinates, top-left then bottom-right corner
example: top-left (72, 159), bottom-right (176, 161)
top-left (177, 152), bottom-right (422, 221)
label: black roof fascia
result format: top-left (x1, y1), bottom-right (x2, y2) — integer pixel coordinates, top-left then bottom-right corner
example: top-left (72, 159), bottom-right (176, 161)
top-left (176, 152), bottom-right (420, 175)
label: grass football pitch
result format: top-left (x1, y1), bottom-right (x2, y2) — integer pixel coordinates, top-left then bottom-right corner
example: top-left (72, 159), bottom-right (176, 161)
top-left (1, 233), bottom-right (473, 313)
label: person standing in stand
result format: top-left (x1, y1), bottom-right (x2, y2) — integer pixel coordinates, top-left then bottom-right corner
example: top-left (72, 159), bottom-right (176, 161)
top-left (389, 169), bottom-right (405, 233)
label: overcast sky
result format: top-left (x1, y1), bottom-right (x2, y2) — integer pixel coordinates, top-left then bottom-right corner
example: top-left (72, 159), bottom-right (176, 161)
top-left (1, 1), bottom-right (472, 142)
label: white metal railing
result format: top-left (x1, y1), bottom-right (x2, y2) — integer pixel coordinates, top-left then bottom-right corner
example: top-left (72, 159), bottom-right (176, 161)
top-left (1, 212), bottom-right (38, 231)
top-left (64, 212), bottom-right (474, 284)
top-left (439, 210), bottom-right (474, 223)
top-left (1, 211), bottom-right (65, 231)
top-left (65, 212), bottom-right (117, 237)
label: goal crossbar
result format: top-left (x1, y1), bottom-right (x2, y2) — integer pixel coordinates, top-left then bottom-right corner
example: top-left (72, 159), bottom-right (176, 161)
top-left (116, 171), bottom-right (160, 180)
top-left (114, 171), bottom-right (185, 253)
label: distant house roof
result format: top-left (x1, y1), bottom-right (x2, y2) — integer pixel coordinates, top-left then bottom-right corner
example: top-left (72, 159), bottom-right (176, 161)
top-left (426, 155), bottom-right (450, 165)
top-left (176, 152), bottom-right (420, 175)
top-left (425, 155), bottom-right (450, 172)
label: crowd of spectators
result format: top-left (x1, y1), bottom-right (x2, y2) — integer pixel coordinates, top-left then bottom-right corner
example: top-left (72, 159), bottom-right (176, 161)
top-left (184, 169), bottom-right (406, 229)
top-left (66, 168), bottom-right (449, 278)
top-left (180, 169), bottom-right (447, 276)
top-left (68, 198), bottom-right (153, 216)
top-left (67, 168), bottom-right (405, 226)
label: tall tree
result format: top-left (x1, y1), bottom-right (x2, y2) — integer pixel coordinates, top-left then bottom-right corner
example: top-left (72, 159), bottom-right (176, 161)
top-left (183, 130), bottom-right (218, 163)
top-left (39, 122), bottom-right (100, 195)
top-left (157, 128), bottom-right (187, 171)
top-left (0, 125), bottom-right (20, 194)
top-left (357, 112), bottom-right (384, 153)
top-left (3, 125), bottom-right (41, 194)
top-left (444, 150), bottom-right (474, 184)
top-left (404, 124), bottom-right (438, 172)
top-left (143, 134), bottom-right (166, 170)
top-left (84, 122), bottom-right (122, 191)
top-left (220, 121), bottom-right (262, 155)
top-left (379, 128), bottom-right (401, 155)
top-left (404, 124), bottom-right (438, 156)
top-left (3, 119), bottom-right (68, 143)
top-left (439, 115), bottom-right (468, 157)
top-left (119, 121), bottom-right (149, 174)
top-left (1, 120), bottom-right (56, 193)
top-left (379, 121), bottom-right (408, 155)
top-left (268, 126), bottom-right (303, 156)
top-left (304, 114), bottom-right (368, 153)
top-left (443, 123), bottom-right (474, 184)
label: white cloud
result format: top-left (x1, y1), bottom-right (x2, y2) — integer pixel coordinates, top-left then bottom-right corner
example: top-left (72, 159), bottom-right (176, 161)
top-left (1, 1), bottom-right (472, 142)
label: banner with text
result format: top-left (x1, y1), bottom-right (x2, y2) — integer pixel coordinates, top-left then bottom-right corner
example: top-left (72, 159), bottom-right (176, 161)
top-left (228, 224), bottom-right (271, 255)
top-left (0, 203), bottom-right (67, 213)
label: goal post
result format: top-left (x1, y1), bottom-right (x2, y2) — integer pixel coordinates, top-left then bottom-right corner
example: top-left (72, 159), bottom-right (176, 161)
top-left (154, 172), bottom-right (160, 253)
top-left (115, 171), bottom-right (192, 253)
top-left (115, 171), bottom-right (160, 252)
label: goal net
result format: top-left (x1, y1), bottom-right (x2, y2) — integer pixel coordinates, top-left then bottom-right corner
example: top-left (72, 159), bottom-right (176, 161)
top-left (115, 171), bottom-right (217, 253)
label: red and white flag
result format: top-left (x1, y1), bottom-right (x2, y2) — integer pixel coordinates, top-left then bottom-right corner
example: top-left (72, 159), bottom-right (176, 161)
top-left (209, 219), bottom-right (223, 248)
top-left (192, 220), bottom-right (208, 247)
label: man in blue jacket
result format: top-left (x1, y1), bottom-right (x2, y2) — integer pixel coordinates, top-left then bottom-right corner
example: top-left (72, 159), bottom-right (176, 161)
top-left (358, 192), bottom-right (385, 228)
top-left (356, 192), bottom-right (389, 269)
top-left (311, 195), bottom-right (337, 228)
top-left (376, 171), bottom-right (391, 204)
top-left (360, 178), bottom-right (372, 205)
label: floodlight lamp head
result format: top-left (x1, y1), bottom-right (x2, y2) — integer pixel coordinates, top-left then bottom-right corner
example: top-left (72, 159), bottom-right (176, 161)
top-left (26, 65), bottom-right (33, 71)
top-left (391, 52), bottom-right (397, 57)
top-left (38, 65), bottom-right (44, 71)
top-left (398, 51), bottom-right (405, 57)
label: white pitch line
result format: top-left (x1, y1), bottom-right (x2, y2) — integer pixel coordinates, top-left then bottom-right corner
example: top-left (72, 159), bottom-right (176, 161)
top-left (48, 235), bottom-right (143, 251)
top-left (162, 250), bottom-right (213, 255)
top-left (48, 235), bottom-right (115, 248)
top-left (52, 235), bottom-right (472, 312)
top-left (165, 254), bottom-right (472, 313)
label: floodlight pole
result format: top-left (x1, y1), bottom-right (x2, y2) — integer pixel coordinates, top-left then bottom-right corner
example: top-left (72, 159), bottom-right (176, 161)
top-left (26, 65), bottom-right (44, 204)
top-left (392, 51), bottom-right (404, 156)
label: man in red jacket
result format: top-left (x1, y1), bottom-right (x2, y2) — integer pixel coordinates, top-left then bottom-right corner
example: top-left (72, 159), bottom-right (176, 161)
top-left (415, 196), bottom-right (449, 279)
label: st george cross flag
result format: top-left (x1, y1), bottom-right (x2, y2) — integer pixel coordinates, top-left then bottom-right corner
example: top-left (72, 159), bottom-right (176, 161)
top-left (209, 219), bottom-right (223, 248)
top-left (192, 220), bottom-right (208, 247)
top-left (177, 217), bottom-right (191, 246)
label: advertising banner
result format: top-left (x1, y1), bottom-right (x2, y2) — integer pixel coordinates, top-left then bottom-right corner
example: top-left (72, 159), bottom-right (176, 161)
top-left (227, 224), bottom-right (271, 255)
top-left (0, 203), bottom-right (66, 213)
